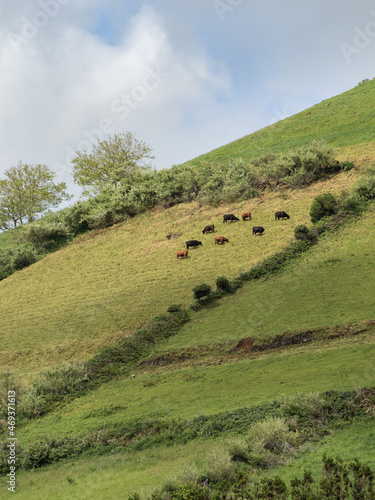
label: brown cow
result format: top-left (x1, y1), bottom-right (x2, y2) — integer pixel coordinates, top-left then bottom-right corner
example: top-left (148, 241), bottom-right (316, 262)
top-left (176, 250), bottom-right (188, 259)
top-left (215, 236), bottom-right (229, 245)
top-left (242, 211), bottom-right (252, 221)
top-left (202, 224), bottom-right (215, 234)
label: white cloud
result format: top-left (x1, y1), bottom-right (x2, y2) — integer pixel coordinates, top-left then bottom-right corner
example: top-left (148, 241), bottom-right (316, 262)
top-left (0, 1), bottom-right (375, 202)
top-left (0, 4), bottom-right (232, 198)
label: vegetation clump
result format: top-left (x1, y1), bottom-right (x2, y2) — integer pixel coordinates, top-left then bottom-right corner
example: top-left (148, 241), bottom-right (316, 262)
top-left (215, 276), bottom-right (232, 293)
top-left (192, 284), bottom-right (212, 301)
top-left (310, 193), bottom-right (338, 223)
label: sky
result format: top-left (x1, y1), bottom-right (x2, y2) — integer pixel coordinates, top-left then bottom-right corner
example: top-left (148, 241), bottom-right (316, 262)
top-left (0, 0), bottom-right (375, 199)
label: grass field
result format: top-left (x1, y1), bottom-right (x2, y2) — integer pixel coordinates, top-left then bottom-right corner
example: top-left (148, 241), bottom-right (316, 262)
top-left (155, 205), bottom-right (375, 351)
top-left (15, 331), bottom-right (375, 448)
top-left (0, 171), bottom-right (358, 376)
top-left (2, 81), bottom-right (375, 499)
top-left (188, 79), bottom-right (375, 167)
top-left (5, 414), bottom-right (375, 499)
top-left (264, 418), bottom-right (375, 485)
top-left (0, 439), bottom-right (214, 500)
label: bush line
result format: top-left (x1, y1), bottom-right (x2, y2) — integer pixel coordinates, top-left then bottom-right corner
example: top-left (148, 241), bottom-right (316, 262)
top-left (0, 387), bottom-right (372, 474)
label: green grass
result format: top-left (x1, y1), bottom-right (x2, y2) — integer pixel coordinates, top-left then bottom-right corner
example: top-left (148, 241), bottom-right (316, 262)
top-left (5, 418), bottom-right (375, 500)
top-left (156, 206), bottom-right (375, 351)
top-left (188, 79), bottom-right (375, 167)
top-left (0, 171), bottom-right (357, 376)
top-left (15, 336), bottom-right (375, 448)
top-left (2, 82), bottom-right (375, 499)
top-left (0, 439), bottom-right (213, 500)
top-left (264, 418), bottom-right (375, 485)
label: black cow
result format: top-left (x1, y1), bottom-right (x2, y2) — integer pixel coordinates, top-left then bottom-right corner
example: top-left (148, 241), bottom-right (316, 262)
top-left (223, 214), bottom-right (239, 223)
top-left (275, 211), bottom-right (290, 220)
top-left (186, 240), bottom-right (203, 249)
top-left (202, 224), bottom-right (215, 234)
top-left (252, 226), bottom-right (265, 236)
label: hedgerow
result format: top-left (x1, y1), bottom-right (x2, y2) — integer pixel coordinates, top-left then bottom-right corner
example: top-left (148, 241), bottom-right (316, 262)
top-left (0, 387), bottom-right (371, 476)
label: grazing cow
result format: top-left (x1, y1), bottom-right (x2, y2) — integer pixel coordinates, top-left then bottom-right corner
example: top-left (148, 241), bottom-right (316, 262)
top-left (242, 211), bottom-right (252, 221)
top-left (215, 236), bottom-right (229, 245)
top-left (186, 240), bottom-right (203, 250)
top-left (176, 250), bottom-right (188, 259)
top-left (275, 211), bottom-right (290, 220)
top-left (223, 214), bottom-right (239, 223)
top-left (252, 226), bottom-right (265, 236)
top-left (202, 224), bottom-right (215, 234)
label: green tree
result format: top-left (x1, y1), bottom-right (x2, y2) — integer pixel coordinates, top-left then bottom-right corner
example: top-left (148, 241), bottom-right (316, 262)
top-left (72, 132), bottom-right (154, 191)
top-left (0, 162), bottom-right (71, 229)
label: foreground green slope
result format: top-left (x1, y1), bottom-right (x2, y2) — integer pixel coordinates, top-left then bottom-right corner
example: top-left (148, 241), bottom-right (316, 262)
top-left (0, 172), bottom-right (357, 376)
top-left (188, 79), bottom-right (375, 167)
top-left (5, 418), bottom-right (375, 500)
top-left (16, 334), bottom-right (375, 447)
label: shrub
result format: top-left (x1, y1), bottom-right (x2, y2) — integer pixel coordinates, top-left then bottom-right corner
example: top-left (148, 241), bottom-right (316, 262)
top-left (280, 393), bottom-right (325, 419)
top-left (353, 174), bottom-right (375, 200)
top-left (34, 360), bottom-right (89, 401)
top-left (174, 462), bottom-right (200, 485)
top-left (167, 304), bottom-right (183, 313)
top-left (86, 207), bottom-right (114, 229)
top-left (204, 447), bottom-right (235, 483)
top-left (294, 224), bottom-right (312, 241)
top-left (310, 193), bottom-right (338, 223)
top-left (17, 391), bottom-right (48, 419)
top-left (21, 222), bottom-right (70, 250)
top-left (226, 437), bottom-right (249, 462)
top-left (216, 276), bottom-right (232, 293)
top-left (337, 191), bottom-right (365, 216)
top-left (62, 202), bottom-right (92, 234)
top-left (0, 251), bottom-right (13, 280)
top-left (11, 245), bottom-right (38, 270)
top-left (192, 284), bottom-right (212, 301)
top-left (246, 417), bottom-right (299, 454)
top-left (341, 160), bottom-right (355, 171)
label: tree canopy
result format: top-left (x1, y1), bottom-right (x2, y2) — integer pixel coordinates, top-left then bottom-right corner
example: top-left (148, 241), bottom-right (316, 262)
top-left (72, 132), bottom-right (154, 190)
top-left (0, 162), bottom-right (71, 229)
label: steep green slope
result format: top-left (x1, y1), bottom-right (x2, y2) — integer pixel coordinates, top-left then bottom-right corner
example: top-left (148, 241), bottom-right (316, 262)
top-left (6, 419), bottom-right (375, 500)
top-left (2, 81), bottom-right (375, 499)
top-left (16, 335), bottom-right (375, 448)
top-left (0, 172), bottom-right (357, 375)
top-left (156, 206), bottom-right (375, 351)
top-left (13, 209), bottom-right (375, 450)
top-left (187, 79), bottom-right (375, 167)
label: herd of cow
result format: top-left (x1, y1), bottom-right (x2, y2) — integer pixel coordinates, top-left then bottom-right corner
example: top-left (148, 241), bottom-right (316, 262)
top-left (176, 211), bottom-right (290, 259)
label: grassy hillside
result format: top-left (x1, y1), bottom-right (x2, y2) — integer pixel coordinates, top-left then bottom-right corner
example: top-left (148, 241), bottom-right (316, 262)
top-left (1, 81), bottom-right (375, 499)
top-left (2, 209), bottom-right (375, 498)
top-left (11, 209), bottom-right (375, 449)
top-left (155, 205), bottom-right (375, 351)
top-left (6, 418), bottom-right (375, 499)
top-left (188, 79), bottom-right (375, 167)
top-left (16, 333), bottom-right (375, 447)
top-left (0, 171), bottom-right (357, 376)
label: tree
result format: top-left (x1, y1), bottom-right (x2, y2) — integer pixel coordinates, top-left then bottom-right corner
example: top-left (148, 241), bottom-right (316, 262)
top-left (72, 132), bottom-right (154, 190)
top-left (0, 162), bottom-right (71, 229)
